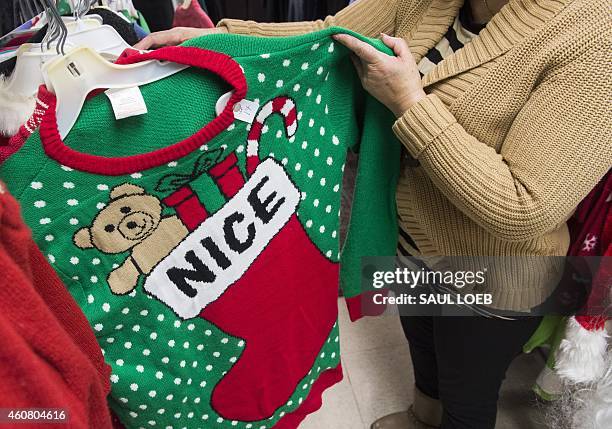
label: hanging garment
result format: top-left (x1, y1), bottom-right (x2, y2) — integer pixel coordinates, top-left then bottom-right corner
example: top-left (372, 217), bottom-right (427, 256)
top-left (0, 84), bottom-right (50, 163)
top-left (173, 0), bottom-right (214, 29)
top-left (1, 28), bottom-right (400, 429)
top-left (132, 0), bottom-right (175, 31)
top-left (0, 182), bottom-right (113, 429)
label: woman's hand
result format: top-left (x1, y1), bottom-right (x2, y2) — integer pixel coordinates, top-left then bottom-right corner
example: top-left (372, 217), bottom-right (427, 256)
top-left (333, 33), bottom-right (426, 118)
top-left (133, 27), bottom-right (228, 50)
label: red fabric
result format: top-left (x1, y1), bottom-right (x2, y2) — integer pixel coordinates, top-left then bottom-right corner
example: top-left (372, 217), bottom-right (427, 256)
top-left (173, 0), bottom-right (215, 28)
top-left (567, 170), bottom-right (612, 329)
top-left (274, 365), bottom-right (344, 429)
top-left (39, 46), bottom-right (248, 176)
top-left (0, 184), bottom-right (112, 429)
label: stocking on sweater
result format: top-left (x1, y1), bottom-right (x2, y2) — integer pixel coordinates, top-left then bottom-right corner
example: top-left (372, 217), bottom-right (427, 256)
top-left (0, 29), bottom-right (400, 429)
top-left (0, 182), bottom-right (112, 429)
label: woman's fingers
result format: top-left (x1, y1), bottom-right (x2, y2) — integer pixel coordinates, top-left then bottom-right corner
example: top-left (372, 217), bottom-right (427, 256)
top-left (333, 34), bottom-right (382, 63)
top-left (380, 33), bottom-right (410, 58)
top-left (133, 27), bottom-right (224, 50)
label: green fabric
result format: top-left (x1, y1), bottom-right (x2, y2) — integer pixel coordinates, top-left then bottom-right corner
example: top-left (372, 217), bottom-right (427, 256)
top-left (1, 28), bottom-right (400, 429)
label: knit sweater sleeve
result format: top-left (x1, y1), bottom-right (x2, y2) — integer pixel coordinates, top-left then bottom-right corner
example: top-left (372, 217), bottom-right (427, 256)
top-left (217, 0), bottom-right (399, 38)
top-left (393, 42), bottom-right (612, 242)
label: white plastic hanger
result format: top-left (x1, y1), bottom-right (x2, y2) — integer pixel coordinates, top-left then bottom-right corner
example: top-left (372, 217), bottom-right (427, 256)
top-left (43, 46), bottom-right (187, 139)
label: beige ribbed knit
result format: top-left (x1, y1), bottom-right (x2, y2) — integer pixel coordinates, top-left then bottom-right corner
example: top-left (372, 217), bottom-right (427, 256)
top-left (219, 0), bottom-right (612, 309)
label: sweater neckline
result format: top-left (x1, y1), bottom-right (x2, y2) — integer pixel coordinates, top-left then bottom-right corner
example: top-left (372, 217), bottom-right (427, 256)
top-left (39, 46), bottom-right (247, 176)
top-left (417, 0), bottom-right (571, 87)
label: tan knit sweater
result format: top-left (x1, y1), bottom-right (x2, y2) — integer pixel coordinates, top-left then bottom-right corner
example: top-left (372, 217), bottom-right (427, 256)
top-left (219, 0), bottom-right (612, 309)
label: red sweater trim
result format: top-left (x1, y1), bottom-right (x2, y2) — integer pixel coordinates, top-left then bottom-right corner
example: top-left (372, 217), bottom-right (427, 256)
top-left (39, 46), bottom-right (247, 176)
top-left (273, 364), bottom-right (344, 429)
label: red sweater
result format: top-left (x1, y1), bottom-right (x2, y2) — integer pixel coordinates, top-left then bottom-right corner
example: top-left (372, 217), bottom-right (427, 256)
top-left (0, 181), bottom-right (112, 429)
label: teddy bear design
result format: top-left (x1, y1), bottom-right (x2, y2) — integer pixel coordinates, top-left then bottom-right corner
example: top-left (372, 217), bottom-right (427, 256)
top-left (73, 183), bottom-right (189, 295)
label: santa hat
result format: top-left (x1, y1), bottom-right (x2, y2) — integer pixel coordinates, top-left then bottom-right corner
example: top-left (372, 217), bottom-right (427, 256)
top-left (555, 171), bottom-right (611, 384)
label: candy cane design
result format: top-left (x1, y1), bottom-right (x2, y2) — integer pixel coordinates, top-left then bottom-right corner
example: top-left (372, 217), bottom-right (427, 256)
top-left (246, 96), bottom-right (298, 175)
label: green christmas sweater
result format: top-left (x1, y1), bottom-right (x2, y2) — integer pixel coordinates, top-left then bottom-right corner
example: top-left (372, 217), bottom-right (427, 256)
top-left (0, 28), bottom-right (400, 429)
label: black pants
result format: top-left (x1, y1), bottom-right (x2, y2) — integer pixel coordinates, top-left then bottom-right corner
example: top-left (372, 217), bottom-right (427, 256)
top-left (400, 316), bottom-right (542, 429)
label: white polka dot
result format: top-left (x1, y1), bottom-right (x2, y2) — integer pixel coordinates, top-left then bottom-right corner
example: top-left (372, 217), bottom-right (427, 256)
top-left (130, 173), bottom-right (142, 179)
top-left (34, 200), bottom-right (46, 208)
top-left (320, 126), bottom-right (326, 136)
top-left (325, 104), bottom-right (329, 114)
top-left (91, 275), bottom-right (98, 283)
top-left (316, 94), bottom-right (322, 104)
top-left (110, 374), bottom-right (119, 383)
top-left (332, 135), bottom-right (340, 146)
top-left (45, 234), bottom-right (54, 241)
top-left (174, 377), bottom-right (182, 385)
top-left (314, 148), bottom-right (320, 157)
top-left (306, 88), bottom-right (312, 96)
top-left (257, 73), bottom-right (266, 82)
top-left (301, 62), bottom-right (309, 70)
top-left (168, 340), bottom-right (175, 347)
top-left (205, 329), bottom-right (212, 336)
top-left (326, 157), bottom-right (333, 165)
top-left (67, 199), bottom-right (78, 206)
top-left (236, 145), bottom-right (244, 153)
top-left (320, 178), bottom-right (326, 186)
top-left (221, 338), bottom-right (229, 344)
top-left (307, 170), bottom-right (314, 178)
top-left (213, 351), bottom-right (220, 358)
top-left (31, 182), bottom-right (43, 189)
top-left (150, 332), bottom-right (158, 340)
top-left (311, 43), bottom-right (320, 50)
top-left (132, 325), bottom-right (140, 332)
top-left (168, 161), bottom-right (178, 167)
top-left (313, 199), bottom-right (320, 207)
top-left (69, 256), bottom-right (79, 265)
top-left (326, 250), bottom-right (333, 257)
top-left (47, 254), bottom-right (55, 263)
top-left (142, 349), bottom-right (150, 356)
top-left (301, 141), bottom-right (308, 149)
top-left (63, 182), bottom-right (74, 189)
top-left (260, 53), bottom-right (270, 58)
top-left (130, 383), bottom-right (139, 391)
top-left (308, 118), bottom-right (315, 127)
top-left (69, 218), bottom-right (79, 225)
top-left (293, 83), bottom-right (301, 92)
top-left (328, 42), bottom-right (335, 53)
top-left (306, 220), bottom-right (313, 228)
top-left (333, 184), bottom-right (340, 192)
top-left (126, 342), bottom-right (133, 350)
top-left (282, 59), bottom-right (291, 67)
top-left (161, 356), bottom-right (169, 363)
top-left (106, 337), bottom-right (115, 344)
top-left (136, 364), bottom-right (144, 372)
top-left (94, 323), bottom-right (103, 331)
top-left (326, 205), bottom-right (332, 213)
top-left (200, 381), bottom-right (207, 388)
top-left (102, 302), bottom-right (110, 312)
top-left (156, 371), bottom-right (163, 379)
top-left (140, 309), bottom-right (148, 316)
top-left (276, 80), bottom-right (283, 88)
top-left (206, 365), bottom-right (213, 371)
top-left (320, 225), bottom-right (326, 233)
top-left (332, 230), bottom-right (338, 238)
top-left (96, 202), bottom-right (106, 210)
top-left (173, 320), bottom-right (181, 328)
top-left (97, 184), bottom-right (108, 191)
top-left (197, 344), bottom-right (204, 350)
top-left (183, 341), bottom-right (190, 349)
top-left (295, 163), bottom-right (301, 171)
top-left (39, 218), bottom-right (51, 225)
